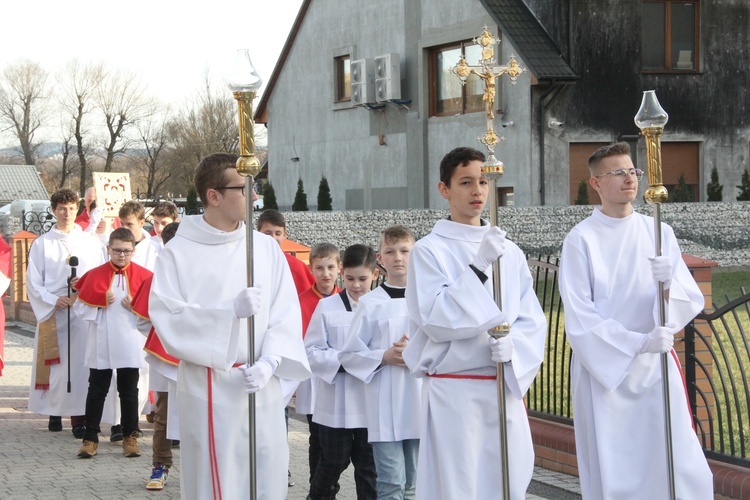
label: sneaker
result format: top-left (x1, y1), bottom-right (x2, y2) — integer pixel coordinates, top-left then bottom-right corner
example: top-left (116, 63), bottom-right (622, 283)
top-left (110, 424), bottom-right (123, 442)
top-left (288, 470), bottom-right (294, 487)
top-left (78, 440), bottom-right (98, 458)
top-left (72, 425), bottom-right (85, 439)
top-left (123, 433), bottom-right (141, 457)
top-left (146, 464), bottom-right (169, 490)
top-left (48, 416), bottom-right (62, 432)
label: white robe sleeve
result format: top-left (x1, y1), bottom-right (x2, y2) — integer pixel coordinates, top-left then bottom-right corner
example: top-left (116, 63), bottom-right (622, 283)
top-left (657, 225), bottom-right (704, 330)
top-left (559, 230), bottom-right (652, 391)
top-left (304, 305), bottom-right (342, 385)
top-left (406, 241), bottom-right (504, 343)
top-left (339, 301), bottom-right (385, 384)
top-left (26, 239), bottom-right (58, 323)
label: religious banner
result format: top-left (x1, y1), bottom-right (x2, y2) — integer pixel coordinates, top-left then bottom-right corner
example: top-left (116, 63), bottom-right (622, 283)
top-left (92, 172), bottom-right (132, 218)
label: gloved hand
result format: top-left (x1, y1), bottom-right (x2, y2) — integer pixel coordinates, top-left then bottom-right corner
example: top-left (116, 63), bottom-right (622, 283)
top-left (85, 207), bottom-right (104, 233)
top-left (239, 356), bottom-right (279, 394)
top-left (471, 227), bottom-right (507, 273)
top-left (649, 256), bottom-right (672, 290)
top-left (488, 335), bottom-right (514, 363)
top-left (233, 286), bottom-right (262, 318)
top-left (638, 326), bottom-right (674, 354)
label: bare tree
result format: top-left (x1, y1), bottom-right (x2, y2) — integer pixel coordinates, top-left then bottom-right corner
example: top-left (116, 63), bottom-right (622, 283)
top-left (96, 70), bottom-right (155, 172)
top-left (132, 106), bottom-right (178, 197)
top-left (56, 59), bottom-right (105, 195)
top-left (0, 59), bottom-right (49, 165)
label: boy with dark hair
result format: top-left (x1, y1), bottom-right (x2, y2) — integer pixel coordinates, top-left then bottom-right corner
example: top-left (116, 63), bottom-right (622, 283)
top-left (297, 242), bottom-right (342, 492)
top-left (73, 227), bottom-right (153, 458)
top-left (258, 209), bottom-right (315, 294)
top-left (149, 201), bottom-right (179, 249)
top-left (131, 221), bottom-right (181, 490)
top-left (559, 142), bottom-right (712, 498)
top-left (27, 188), bottom-right (104, 437)
top-left (119, 200), bottom-right (158, 270)
top-left (404, 147), bottom-right (547, 499)
top-left (340, 225), bottom-right (421, 499)
top-left (305, 244), bottom-right (379, 500)
top-left (149, 152), bottom-right (310, 499)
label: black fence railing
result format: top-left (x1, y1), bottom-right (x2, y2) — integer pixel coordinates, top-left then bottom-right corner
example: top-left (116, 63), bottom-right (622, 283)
top-left (685, 289), bottom-right (750, 468)
top-left (22, 208), bottom-right (56, 235)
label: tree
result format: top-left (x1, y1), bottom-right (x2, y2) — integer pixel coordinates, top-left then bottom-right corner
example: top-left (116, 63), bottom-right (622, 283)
top-left (0, 59), bottom-right (49, 165)
top-left (292, 178), bottom-right (308, 211)
top-left (96, 69), bottom-right (154, 171)
top-left (574, 179), bottom-right (589, 205)
top-left (186, 187), bottom-right (201, 215)
top-left (56, 59), bottom-right (104, 194)
top-left (736, 169), bottom-right (750, 201)
top-left (262, 183), bottom-right (278, 210)
top-left (133, 106), bottom-right (176, 197)
top-left (317, 176), bottom-right (333, 210)
top-left (706, 166), bottom-right (723, 201)
top-left (672, 173), bottom-right (693, 202)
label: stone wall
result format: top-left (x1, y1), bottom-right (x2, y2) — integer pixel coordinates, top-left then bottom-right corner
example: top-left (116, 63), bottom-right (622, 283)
top-left (282, 202), bottom-right (750, 268)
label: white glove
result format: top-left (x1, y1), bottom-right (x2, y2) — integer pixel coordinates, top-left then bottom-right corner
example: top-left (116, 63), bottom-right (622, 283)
top-left (85, 207), bottom-right (104, 233)
top-left (233, 286), bottom-right (262, 318)
top-left (471, 227), bottom-right (507, 273)
top-left (649, 256), bottom-right (672, 290)
top-left (239, 356), bottom-right (279, 394)
top-left (638, 326), bottom-right (674, 354)
top-left (488, 335), bottom-right (514, 363)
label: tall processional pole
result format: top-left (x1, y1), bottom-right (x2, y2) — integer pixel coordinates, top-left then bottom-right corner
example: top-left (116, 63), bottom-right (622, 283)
top-left (228, 48), bottom-right (263, 500)
top-left (635, 90), bottom-right (676, 500)
top-left (451, 27), bottom-right (525, 499)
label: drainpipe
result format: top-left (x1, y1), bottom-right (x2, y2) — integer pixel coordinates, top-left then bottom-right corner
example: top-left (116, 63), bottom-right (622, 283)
top-left (538, 83), bottom-right (565, 205)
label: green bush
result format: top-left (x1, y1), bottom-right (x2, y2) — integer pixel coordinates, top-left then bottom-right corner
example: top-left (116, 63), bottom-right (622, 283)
top-left (292, 178), bottom-right (308, 211)
top-left (262, 183), bottom-right (278, 211)
top-left (317, 176), bottom-right (333, 211)
top-left (574, 179), bottom-right (589, 205)
top-left (672, 173), bottom-right (693, 202)
top-left (707, 166), bottom-right (723, 201)
top-left (737, 169), bottom-right (750, 201)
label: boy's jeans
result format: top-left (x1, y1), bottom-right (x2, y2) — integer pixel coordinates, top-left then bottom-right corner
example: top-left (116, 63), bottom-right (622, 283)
top-left (371, 439), bottom-right (419, 500)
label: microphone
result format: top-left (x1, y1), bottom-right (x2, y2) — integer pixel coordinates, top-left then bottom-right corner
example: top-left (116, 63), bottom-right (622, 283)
top-left (68, 256), bottom-right (79, 279)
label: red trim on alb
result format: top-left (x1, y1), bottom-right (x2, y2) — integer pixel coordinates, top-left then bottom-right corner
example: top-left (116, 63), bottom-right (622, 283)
top-left (207, 368), bottom-right (223, 500)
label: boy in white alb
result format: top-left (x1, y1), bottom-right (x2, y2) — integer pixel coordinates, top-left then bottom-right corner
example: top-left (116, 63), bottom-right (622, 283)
top-left (403, 147), bottom-right (547, 500)
top-left (305, 244), bottom-right (379, 500)
top-left (559, 142), bottom-right (713, 499)
top-left (340, 225), bottom-right (421, 500)
top-left (74, 227), bottom-right (152, 458)
top-left (149, 152), bottom-right (310, 500)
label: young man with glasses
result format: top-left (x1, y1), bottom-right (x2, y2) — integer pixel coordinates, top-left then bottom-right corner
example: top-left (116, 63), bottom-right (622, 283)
top-left (559, 142), bottom-right (712, 498)
top-left (73, 227), bottom-right (153, 458)
top-left (149, 152), bottom-right (310, 499)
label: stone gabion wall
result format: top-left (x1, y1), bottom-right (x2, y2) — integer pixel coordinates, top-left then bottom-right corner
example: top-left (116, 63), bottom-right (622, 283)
top-left (282, 202), bottom-right (750, 268)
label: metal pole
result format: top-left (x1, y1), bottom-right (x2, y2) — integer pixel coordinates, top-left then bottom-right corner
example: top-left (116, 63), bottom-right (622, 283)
top-left (233, 88), bottom-right (261, 500)
top-left (485, 170), bottom-right (511, 499)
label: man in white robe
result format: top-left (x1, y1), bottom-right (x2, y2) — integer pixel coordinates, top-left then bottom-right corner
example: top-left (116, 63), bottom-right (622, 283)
top-left (403, 147), bottom-right (547, 500)
top-left (149, 153), bottom-right (310, 500)
top-left (27, 188), bottom-right (104, 436)
top-left (559, 142), bottom-right (713, 499)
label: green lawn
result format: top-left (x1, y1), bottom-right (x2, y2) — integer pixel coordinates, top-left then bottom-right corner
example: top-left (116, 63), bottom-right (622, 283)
top-left (712, 269), bottom-right (750, 305)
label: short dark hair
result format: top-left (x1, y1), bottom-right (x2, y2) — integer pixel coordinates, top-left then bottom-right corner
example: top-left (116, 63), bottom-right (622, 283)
top-left (152, 201), bottom-right (179, 220)
top-left (588, 142), bottom-right (631, 172)
top-left (109, 227), bottom-right (136, 247)
top-left (161, 222), bottom-right (180, 244)
top-left (50, 188), bottom-right (78, 209)
top-left (342, 244), bottom-right (377, 271)
top-left (310, 243), bottom-right (340, 264)
top-left (379, 225), bottom-right (415, 249)
top-left (119, 200), bottom-right (146, 221)
top-left (439, 147), bottom-right (486, 186)
top-left (257, 209), bottom-right (286, 231)
top-left (194, 153), bottom-right (239, 205)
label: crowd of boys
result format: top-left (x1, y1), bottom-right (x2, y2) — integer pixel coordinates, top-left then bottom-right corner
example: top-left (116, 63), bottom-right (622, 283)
top-left (20, 144), bottom-right (714, 499)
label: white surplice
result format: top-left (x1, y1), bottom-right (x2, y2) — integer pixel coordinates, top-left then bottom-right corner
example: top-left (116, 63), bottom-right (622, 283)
top-left (305, 292), bottom-right (368, 429)
top-left (403, 219), bottom-right (547, 500)
top-left (149, 215), bottom-right (310, 500)
top-left (27, 226), bottom-right (104, 416)
top-left (339, 285), bottom-right (421, 442)
top-left (559, 208), bottom-right (713, 500)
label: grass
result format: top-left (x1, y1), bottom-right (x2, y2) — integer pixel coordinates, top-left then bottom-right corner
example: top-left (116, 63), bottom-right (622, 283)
top-left (712, 269), bottom-right (750, 305)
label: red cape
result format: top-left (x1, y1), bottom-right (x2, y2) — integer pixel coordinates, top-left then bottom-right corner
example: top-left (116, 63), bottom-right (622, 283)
top-left (74, 260), bottom-right (152, 308)
top-left (131, 275), bottom-right (179, 366)
top-left (0, 236), bottom-right (10, 376)
top-left (285, 253), bottom-right (315, 294)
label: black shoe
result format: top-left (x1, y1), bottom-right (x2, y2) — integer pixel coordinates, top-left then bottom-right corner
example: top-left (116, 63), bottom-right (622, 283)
top-left (48, 416), bottom-right (62, 432)
top-left (110, 425), bottom-right (123, 442)
top-left (72, 425), bottom-right (85, 439)
top-left (171, 439), bottom-right (180, 448)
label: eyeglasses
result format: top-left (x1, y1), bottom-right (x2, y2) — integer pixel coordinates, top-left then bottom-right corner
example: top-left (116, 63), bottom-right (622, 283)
top-left (595, 168), bottom-right (644, 181)
top-left (110, 249), bottom-right (134, 256)
top-left (214, 185), bottom-right (246, 196)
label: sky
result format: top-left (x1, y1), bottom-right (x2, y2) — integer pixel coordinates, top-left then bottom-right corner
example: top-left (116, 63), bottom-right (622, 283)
top-left (0, 0), bottom-right (304, 145)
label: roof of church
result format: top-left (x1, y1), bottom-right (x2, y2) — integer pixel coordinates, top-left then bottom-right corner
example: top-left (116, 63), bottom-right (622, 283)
top-left (0, 165), bottom-right (49, 205)
top-left (479, 0), bottom-right (577, 81)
